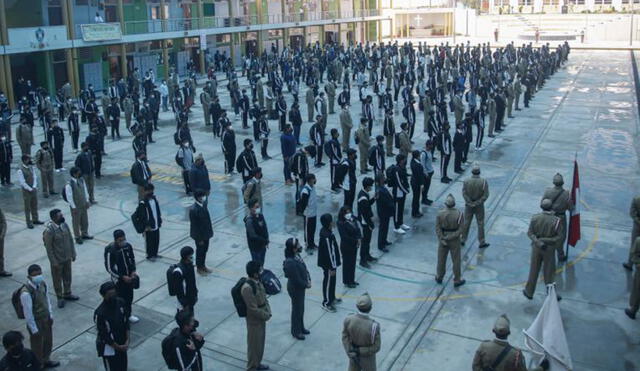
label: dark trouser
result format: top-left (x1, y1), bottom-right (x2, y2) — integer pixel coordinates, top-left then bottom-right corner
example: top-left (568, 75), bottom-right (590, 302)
top-left (321, 268), bottom-right (336, 306)
top-left (330, 163), bottom-right (339, 190)
top-left (252, 121), bottom-right (259, 141)
top-left (422, 172), bottom-right (433, 201)
top-left (360, 225), bottom-right (372, 263)
top-left (53, 148), bottom-right (63, 169)
top-left (411, 183), bottom-right (422, 215)
top-left (22, 190), bottom-right (39, 225)
top-left (250, 247), bottom-right (266, 265)
top-left (0, 235), bottom-right (4, 271)
top-left (71, 131), bottom-right (79, 150)
top-left (287, 284), bottom-right (306, 336)
top-left (475, 125), bottom-right (484, 148)
top-left (394, 196), bottom-right (406, 229)
top-left (224, 152), bottom-right (235, 174)
top-left (182, 170), bottom-right (192, 193)
top-left (283, 156), bottom-right (292, 181)
top-left (279, 114), bottom-right (286, 132)
top-left (94, 152), bottom-right (102, 177)
top-left (242, 111), bottom-right (248, 128)
top-left (50, 260), bottom-right (73, 298)
top-left (0, 161), bottom-right (10, 183)
top-left (440, 154), bottom-right (450, 180)
top-left (454, 149), bottom-right (463, 171)
top-left (103, 351), bottom-right (128, 371)
top-left (146, 125), bottom-right (153, 142)
top-left (144, 229), bottom-right (160, 258)
top-left (293, 125), bottom-right (301, 144)
top-left (343, 188), bottom-right (355, 210)
top-left (29, 318), bottom-right (53, 364)
top-left (341, 245), bottom-right (357, 284)
top-left (378, 215), bottom-right (390, 250)
top-left (110, 119), bottom-right (120, 139)
top-left (315, 144), bottom-right (323, 165)
top-left (524, 90), bottom-right (531, 107)
top-left (116, 279), bottom-right (134, 318)
top-left (195, 239), bottom-right (209, 268)
top-left (260, 138), bottom-right (268, 158)
top-left (304, 216), bottom-right (317, 248)
top-left (463, 139), bottom-right (470, 162)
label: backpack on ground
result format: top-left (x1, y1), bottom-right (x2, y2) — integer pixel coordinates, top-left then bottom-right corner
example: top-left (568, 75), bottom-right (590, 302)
top-left (161, 328), bottom-right (181, 370)
top-left (166, 264), bottom-right (181, 297)
top-left (131, 202), bottom-right (145, 234)
top-left (231, 277), bottom-right (256, 317)
top-left (260, 269), bottom-right (281, 295)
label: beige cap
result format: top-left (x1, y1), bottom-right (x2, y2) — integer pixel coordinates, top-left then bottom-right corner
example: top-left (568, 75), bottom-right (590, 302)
top-left (356, 292), bottom-right (372, 312)
top-left (195, 153), bottom-right (204, 161)
top-left (553, 173), bottom-right (564, 186)
top-left (493, 314), bottom-right (510, 336)
top-left (541, 198), bottom-right (553, 210)
top-left (471, 162), bottom-right (481, 174)
top-left (445, 194), bottom-right (456, 208)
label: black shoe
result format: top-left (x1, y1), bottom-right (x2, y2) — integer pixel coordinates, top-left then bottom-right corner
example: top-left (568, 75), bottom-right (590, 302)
top-left (57, 300), bottom-right (65, 309)
top-left (625, 308), bottom-right (637, 319)
top-left (75, 238), bottom-right (83, 245)
top-left (379, 247), bottom-right (389, 253)
top-left (412, 213), bottom-right (423, 218)
top-left (623, 262), bottom-right (633, 271)
top-left (0, 271), bottom-right (12, 277)
top-left (385, 241), bottom-right (392, 246)
top-left (479, 243), bottom-right (490, 249)
top-left (454, 279), bottom-right (466, 288)
top-left (558, 255), bottom-right (568, 263)
top-left (488, 134), bottom-right (496, 138)
top-left (82, 235), bottom-right (94, 240)
top-left (367, 256), bottom-right (378, 262)
top-left (556, 295), bottom-right (562, 302)
top-left (64, 294), bottom-right (79, 301)
top-left (33, 220), bottom-right (44, 225)
top-left (422, 199), bottom-right (433, 206)
top-left (302, 329), bottom-right (310, 335)
top-left (44, 360), bottom-right (60, 368)
top-left (27, 224), bottom-right (34, 229)
top-left (435, 277), bottom-right (443, 284)
top-left (257, 364), bottom-right (270, 370)
top-left (454, 169), bottom-right (463, 174)
top-left (360, 261), bottom-right (371, 268)
top-left (293, 334), bottom-right (306, 340)
top-left (345, 283), bottom-right (357, 288)
top-left (50, 191), bottom-right (58, 195)
top-left (441, 178), bottom-right (451, 184)
top-left (522, 290), bottom-right (533, 300)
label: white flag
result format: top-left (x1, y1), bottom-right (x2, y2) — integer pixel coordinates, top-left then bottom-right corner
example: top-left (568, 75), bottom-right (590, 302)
top-left (523, 285), bottom-right (573, 371)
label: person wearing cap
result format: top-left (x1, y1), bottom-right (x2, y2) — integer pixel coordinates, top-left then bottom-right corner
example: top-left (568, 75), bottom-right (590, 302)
top-left (354, 118), bottom-right (371, 174)
top-left (523, 199), bottom-right (563, 300)
top-left (461, 163), bottom-right (490, 249)
top-left (340, 104), bottom-right (353, 151)
top-left (242, 260), bottom-right (271, 371)
top-left (189, 154), bottom-right (210, 196)
top-left (435, 194), bottom-right (466, 287)
top-left (189, 191), bottom-right (213, 275)
top-left (94, 281), bottom-right (130, 371)
top-left (541, 173), bottom-right (574, 262)
top-left (172, 246), bottom-right (199, 313)
top-left (283, 238), bottom-right (311, 340)
top-left (317, 213), bottom-right (341, 312)
top-left (105, 230), bottom-right (139, 323)
top-left (625, 195), bottom-right (640, 271)
top-left (131, 151), bottom-right (152, 201)
top-left (472, 314), bottom-right (548, 371)
top-left (341, 292), bottom-right (381, 371)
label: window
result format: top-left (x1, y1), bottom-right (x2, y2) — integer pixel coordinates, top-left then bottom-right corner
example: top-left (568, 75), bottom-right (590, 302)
top-left (518, 0), bottom-right (531, 5)
top-left (76, 0), bottom-right (88, 5)
top-left (543, 0), bottom-right (557, 5)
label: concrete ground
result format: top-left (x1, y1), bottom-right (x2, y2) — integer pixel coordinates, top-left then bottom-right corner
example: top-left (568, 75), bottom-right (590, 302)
top-left (0, 49), bottom-right (638, 371)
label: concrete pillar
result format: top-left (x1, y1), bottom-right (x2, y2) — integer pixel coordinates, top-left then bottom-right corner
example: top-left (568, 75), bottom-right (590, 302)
top-left (162, 40), bottom-right (170, 80)
top-left (196, 0), bottom-right (206, 74)
top-left (378, 19), bottom-right (381, 42)
top-left (283, 28), bottom-right (289, 47)
top-left (256, 0), bottom-right (264, 56)
top-left (120, 44), bottom-right (128, 79)
top-left (0, 0), bottom-right (8, 45)
top-left (161, 0), bottom-right (167, 32)
top-left (321, 25), bottom-right (325, 45)
top-left (228, 0), bottom-right (236, 65)
top-left (117, 0), bottom-right (125, 24)
top-left (0, 56), bottom-right (7, 103)
top-left (2, 56), bottom-right (13, 108)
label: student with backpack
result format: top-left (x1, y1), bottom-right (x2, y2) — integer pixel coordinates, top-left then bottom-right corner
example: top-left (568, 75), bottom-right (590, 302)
top-left (241, 261), bottom-right (271, 371)
top-left (104, 229), bottom-right (140, 323)
top-left (94, 281), bottom-right (129, 371)
top-left (297, 174), bottom-right (317, 253)
top-left (283, 238), bottom-right (311, 340)
top-left (14, 264), bottom-right (59, 368)
top-left (162, 310), bottom-right (204, 371)
top-left (167, 246), bottom-right (199, 314)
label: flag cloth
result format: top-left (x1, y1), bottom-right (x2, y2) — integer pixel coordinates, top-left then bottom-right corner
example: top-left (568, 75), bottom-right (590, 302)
top-left (523, 285), bottom-right (573, 371)
top-left (567, 158), bottom-right (580, 247)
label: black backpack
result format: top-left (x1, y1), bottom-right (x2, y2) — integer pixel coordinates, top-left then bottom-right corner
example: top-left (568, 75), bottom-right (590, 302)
top-left (11, 285), bottom-right (31, 319)
top-left (231, 278), bottom-right (256, 317)
top-left (394, 133), bottom-right (401, 149)
top-left (385, 165), bottom-right (397, 187)
top-left (166, 264), bottom-right (180, 297)
top-left (61, 185), bottom-right (69, 202)
top-left (161, 328), bottom-right (181, 369)
top-left (260, 269), bottom-right (281, 295)
top-left (173, 131), bottom-right (180, 145)
top-left (131, 202), bottom-right (145, 234)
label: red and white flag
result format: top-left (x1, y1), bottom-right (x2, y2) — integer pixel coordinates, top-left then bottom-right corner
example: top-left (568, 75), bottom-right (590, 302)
top-left (567, 158), bottom-right (580, 247)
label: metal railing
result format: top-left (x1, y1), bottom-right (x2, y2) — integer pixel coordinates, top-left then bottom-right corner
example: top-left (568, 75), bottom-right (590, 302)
top-left (75, 9), bottom-right (381, 38)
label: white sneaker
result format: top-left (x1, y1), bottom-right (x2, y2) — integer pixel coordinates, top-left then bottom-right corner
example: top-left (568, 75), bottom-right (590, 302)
top-left (129, 315), bottom-right (140, 323)
top-left (60, 167), bottom-right (66, 171)
top-left (394, 228), bottom-right (406, 234)
top-left (55, 169), bottom-right (61, 173)
top-left (401, 224), bottom-right (411, 230)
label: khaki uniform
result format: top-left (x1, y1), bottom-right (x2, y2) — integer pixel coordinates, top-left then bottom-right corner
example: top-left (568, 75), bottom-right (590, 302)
top-left (18, 165), bottom-right (39, 225)
top-left (506, 84), bottom-right (515, 118)
top-left (524, 211), bottom-right (563, 297)
top-left (397, 130), bottom-right (411, 158)
top-left (542, 186), bottom-right (572, 259)
top-left (43, 221), bottom-right (76, 298)
top-left (514, 80), bottom-right (522, 110)
top-left (123, 97), bottom-right (134, 129)
top-left (243, 178), bottom-right (263, 209)
top-left (326, 82), bottom-right (337, 114)
top-left (628, 196), bottom-right (640, 267)
top-left (462, 175), bottom-right (489, 245)
top-left (200, 90), bottom-right (212, 126)
top-left (355, 126), bottom-right (371, 173)
top-left (342, 313), bottom-right (381, 371)
top-left (35, 148), bottom-right (54, 196)
top-left (435, 207), bottom-right (464, 282)
top-left (453, 95), bottom-right (464, 125)
top-left (306, 89), bottom-right (315, 122)
top-left (256, 79), bottom-right (264, 108)
top-left (67, 178), bottom-right (90, 239)
top-left (16, 123), bottom-right (34, 155)
top-left (629, 237), bottom-right (640, 313)
top-left (488, 97), bottom-right (497, 136)
top-left (472, 339), bottom-right (544, 371)
top-left (241, 279), bottom-right (271, 371)
top-left (0, 208), bottom-right (6, 272)
top-left (340, 109), bottom-right (353, 151)
top-left (423, 97), bottom-right (432, 133)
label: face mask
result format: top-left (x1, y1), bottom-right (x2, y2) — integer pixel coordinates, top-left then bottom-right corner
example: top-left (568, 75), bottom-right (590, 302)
top-left (119, 240), bottom-right (128, 247)
top-left (255, 207), bottom-right (261, 214)
top-left (31, 275), bottom-right (44, 286)
top-left (9, 343), bottom-right (23, 356)
top-left (345, 213), bottom-right (352, 220)
top-left (249, 144), bottom-right (254, 150)
top-left (57, 217), bottom-right (65, 225)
